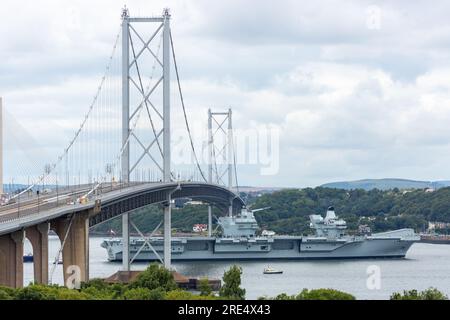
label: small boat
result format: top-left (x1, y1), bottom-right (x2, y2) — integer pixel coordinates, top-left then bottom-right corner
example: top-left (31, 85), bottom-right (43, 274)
top-left (263, 266), bottom-right (283, 274)
top-left (23, 253), bottom-right (34, 263)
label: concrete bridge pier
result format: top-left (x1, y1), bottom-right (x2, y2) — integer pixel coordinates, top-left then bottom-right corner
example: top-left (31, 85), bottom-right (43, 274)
top-left (51, 211), bottom-right (90, 286)
top-left (25, 223), bottom-right (49, 284)
top-left (0, 230), bottom-right (24, 288)
top-left (50, 201), bottom-right (100, 286)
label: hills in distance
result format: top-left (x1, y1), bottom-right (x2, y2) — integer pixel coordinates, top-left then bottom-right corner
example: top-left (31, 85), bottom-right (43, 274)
top-left (320, 178), bottom-right (450, 191)
top-left (4, 178), bottom-right (450, 194)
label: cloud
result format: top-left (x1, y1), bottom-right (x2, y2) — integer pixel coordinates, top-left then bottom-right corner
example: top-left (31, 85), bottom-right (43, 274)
top-left (2, 1), bottom-right (450, 187)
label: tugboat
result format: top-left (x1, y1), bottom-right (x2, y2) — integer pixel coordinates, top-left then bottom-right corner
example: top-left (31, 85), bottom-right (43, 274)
top-left (263, 266), bottom-right (283, 274)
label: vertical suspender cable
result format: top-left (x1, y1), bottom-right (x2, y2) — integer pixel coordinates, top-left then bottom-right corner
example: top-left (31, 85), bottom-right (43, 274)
top-left (169, 31), bottom-right (207, 182)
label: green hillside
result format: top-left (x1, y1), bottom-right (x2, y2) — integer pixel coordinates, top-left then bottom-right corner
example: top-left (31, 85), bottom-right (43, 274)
top-left (249, 187), bottom-right (450, 235)
top-left (92, 187), bottom-right (450, 236)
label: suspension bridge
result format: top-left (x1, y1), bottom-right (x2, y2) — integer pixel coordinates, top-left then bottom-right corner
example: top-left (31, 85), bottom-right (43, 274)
top-left (0, 8), bottom-right (244, 288)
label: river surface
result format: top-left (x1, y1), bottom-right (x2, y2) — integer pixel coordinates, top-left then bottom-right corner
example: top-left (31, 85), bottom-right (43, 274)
top-left (23, 236), bottom-right (450, 300)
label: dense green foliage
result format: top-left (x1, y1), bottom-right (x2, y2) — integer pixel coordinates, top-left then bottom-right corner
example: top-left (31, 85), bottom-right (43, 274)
top-left (390, 288), bottom-right (448, 300)
top-left (296, 289), bottom-right (355, 300)
top-left (92, 204), bottom-right (221, 234)
top-left (219, 265), bottom-right (246, 300)
top-left (1, 265), bottom-right (447, 300)
top-left (128, 263), bottom-right (177, 291)
top-left (122, 287), bottom-right (165, 300)
top-left (0, 264), bottom-right (247, 300)
top-left (198, 278), bottom-right (213, 296)
top-left (164, 289), bottom-right (219, 300)
top-left (6, 284), bottom-right (90, 300)
top-left (0, 286), bottom-right (15, 300)
top-left (250, 187), bottom-right (450, 235)
top-left (0, 264), bottom-right (219, 300)
top-left (260, 288), bottom-right (356, 300)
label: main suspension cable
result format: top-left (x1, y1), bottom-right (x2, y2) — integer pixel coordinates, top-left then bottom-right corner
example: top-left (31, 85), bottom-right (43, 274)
top-left (11, 25), bottom-right (122, 200)
top-left (169, 30), bottom-right (207, 182)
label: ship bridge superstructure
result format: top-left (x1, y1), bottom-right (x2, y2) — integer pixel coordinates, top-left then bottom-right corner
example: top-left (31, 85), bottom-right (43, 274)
top-left (309, 206), bottom-right (347, 239)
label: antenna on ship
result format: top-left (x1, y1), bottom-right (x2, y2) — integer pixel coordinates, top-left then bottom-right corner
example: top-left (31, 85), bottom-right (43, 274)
top-left (251, 207), bottom-right (270, 213)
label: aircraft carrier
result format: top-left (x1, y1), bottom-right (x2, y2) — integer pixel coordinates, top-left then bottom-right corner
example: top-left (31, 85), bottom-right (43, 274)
top-left (101, 207), bottom-right (420, 261)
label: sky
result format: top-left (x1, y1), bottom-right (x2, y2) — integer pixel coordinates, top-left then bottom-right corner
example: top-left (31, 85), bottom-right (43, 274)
top-left (2, 0), bottom-right (450, 188)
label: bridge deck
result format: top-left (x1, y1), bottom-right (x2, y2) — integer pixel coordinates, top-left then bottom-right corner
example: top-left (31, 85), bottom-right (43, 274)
top-left (0, 182), bottom-right (244, 236)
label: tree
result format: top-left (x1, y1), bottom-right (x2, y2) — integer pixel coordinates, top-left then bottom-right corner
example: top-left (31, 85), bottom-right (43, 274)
top-left (122, 287), bottom-right (165, 300)
top-left (273, 293), bottom-right (296, 300)
top-left (296, 288), bottom-right (355, 300)
top-left (258, 289), bottom-right (355, 300)
top-left (420, 288), bottom-right (448, 300)
top-left (14, 285), bottom-right (57, 300)
top-left (0, 286), bottom-right (15, 300)
top-left (13, 284), bottom-right (89, 300)
top-left (390, 288), bottom-right (448, 300)
top-left (198, 278), bottom-right (212, 296)
top-left (219, 265), bottom-right (246, 300)
top-left (129, 263), bottom-right (177, 291)
top-left (81, 278), bottom-right (125, 299)
top-left (123, 288), bottom-right (151, 300)
top-left (165, 289), bottom-right (196, 300)
top-left (81, 278), bottom-right (109, 290)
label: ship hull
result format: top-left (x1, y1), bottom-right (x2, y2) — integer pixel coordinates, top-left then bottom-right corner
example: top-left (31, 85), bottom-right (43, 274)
top-left (101, 235), bottom-right (417, 262)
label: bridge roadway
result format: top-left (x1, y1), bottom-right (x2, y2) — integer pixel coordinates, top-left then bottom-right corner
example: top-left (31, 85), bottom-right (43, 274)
top-left (0, 181), bottom-right (244, 235)
top-left (0, 182), bottom-right (146, 233)
top-left (0, 185), bottom-right (94, 225)
top-left (0, 181), bottom-right (244, 288)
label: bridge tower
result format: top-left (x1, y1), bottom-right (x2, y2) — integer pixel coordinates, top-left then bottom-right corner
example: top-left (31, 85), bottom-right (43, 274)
top-left (207, 109), bottom-right (234, 235)
top-left (121, 8), bottom-right (172, 270)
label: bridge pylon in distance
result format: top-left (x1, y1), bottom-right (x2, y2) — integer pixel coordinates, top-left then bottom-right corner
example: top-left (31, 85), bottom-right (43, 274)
top-left (121, 7), bottom-right (172, 271)
top-left (207, 108), bottom-right (234, 236)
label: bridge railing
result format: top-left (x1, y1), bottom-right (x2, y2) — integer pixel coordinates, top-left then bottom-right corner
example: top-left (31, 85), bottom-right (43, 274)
top-left (0, 181), bottom-right (149, 224)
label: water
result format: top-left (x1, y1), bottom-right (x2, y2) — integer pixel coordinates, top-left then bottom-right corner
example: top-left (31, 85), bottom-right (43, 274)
top-left (23, 237), bottom-right (450, 299)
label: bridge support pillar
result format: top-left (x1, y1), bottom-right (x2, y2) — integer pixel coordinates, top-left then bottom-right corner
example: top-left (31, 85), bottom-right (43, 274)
top-left (0, 230), bottom-right (24, 288)
top-left (51, 211), bottom-right (89, 286)
top-left (207, 206), bottom-right (212, 237)
top-left (122, 212), bottom-right (130, 271)
top-left (163, 201), bottom-right (171, 270)
top-left (25, 223), bottom-right (49, 284)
